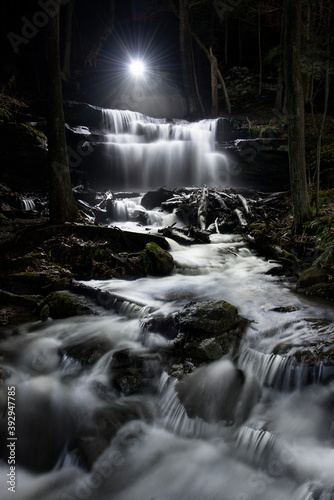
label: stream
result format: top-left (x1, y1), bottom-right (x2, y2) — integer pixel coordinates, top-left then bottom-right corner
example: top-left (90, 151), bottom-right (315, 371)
top-left (1, 110), bottom-right (334, 499)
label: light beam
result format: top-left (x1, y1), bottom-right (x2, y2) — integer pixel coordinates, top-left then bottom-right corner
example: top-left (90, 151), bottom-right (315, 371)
top-left (129, 59), bottom-right (146, 78)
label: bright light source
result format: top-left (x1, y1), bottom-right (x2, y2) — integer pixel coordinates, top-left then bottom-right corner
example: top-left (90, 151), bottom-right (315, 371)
top-left (129, 59), bottom-right (146, 77)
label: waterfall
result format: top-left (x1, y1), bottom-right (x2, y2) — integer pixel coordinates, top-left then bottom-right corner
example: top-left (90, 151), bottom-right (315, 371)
top-left (100, 109), bottom-right (229, 190)
top-left (20, 197), bottom-right (36, 211)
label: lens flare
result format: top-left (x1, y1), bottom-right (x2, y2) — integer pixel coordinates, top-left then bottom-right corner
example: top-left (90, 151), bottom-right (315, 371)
top-left (129, 59), bottom-right (146, 77)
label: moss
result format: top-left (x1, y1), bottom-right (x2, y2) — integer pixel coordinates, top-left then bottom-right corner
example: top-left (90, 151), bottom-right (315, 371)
top-left (297, 266), bottom-right (328, 288)
top-left (0, 289), bottom-right (41, 308)
top-left (140, 242), bottom-right (174, 276)
top-left (44, 290), bottom-right (94, 319)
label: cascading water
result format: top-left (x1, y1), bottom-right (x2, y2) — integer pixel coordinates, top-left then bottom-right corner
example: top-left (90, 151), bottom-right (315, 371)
top-left (1, 110), bottom-right (334, 500)
top-left (100, 109), bottom-right (229, 190)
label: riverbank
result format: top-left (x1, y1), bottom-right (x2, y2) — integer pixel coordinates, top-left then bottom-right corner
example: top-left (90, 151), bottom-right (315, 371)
top-left (1, 184), bottom-right (333, 328)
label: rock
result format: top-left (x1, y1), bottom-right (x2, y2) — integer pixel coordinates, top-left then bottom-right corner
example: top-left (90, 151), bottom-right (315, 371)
top-left (114, 373), bottom-right (144, 395)
top-left (297, 282), bottom-right (334, 301)
top-left (0, 366), bottom-right (13, 383)
top-left (141, 188), bottom-right (175, 210)
top-left (39, 304), bottom-right (50, 322)
top-left (111, 349), bottom-right (162, 392)
top-left (183, 337), bottom-right (225, 361)
top-left (172, 300), bottom-right (243, 362)
top-left (41, 290), bottom-right (95, 320)
top-left (271, 305), bottom-right (300, 313)
top-left (296, 266), bottom-right (334, 299)
top-left (0, 289), bottom-right (41, 309)
top-left (61, 336), bottom-right (113, 365)
top-left (297, 266), bottom-right (328, 288)
top-left (140, 242), bottom-right (174, 276)
top-left (177, 300), bottom-right (239, 337)
top-left (175, 360), bottom-right (245, 423)
top-left (10, 271), bottom-right (70, 295)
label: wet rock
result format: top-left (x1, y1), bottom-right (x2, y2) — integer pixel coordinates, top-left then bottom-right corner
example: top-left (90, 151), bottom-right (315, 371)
top-left (297, 266), bottom-right (328, 289)
top-left (172, 300), bottom-right (243, 362)
top-left (39, 304), bottom-right (50, 322)
top-left (175, 360), bottom-right (246, 424)
top-left (141, 188), bottom-right (175, 210)
top-left (61, 336), bottom-right (113, 365)
top-left (140, 242), bottom-right (174, 276)
top-left (0, 366), bottom-right (13, 383)
top-left (183, 337), bottom-right (225, 361)
top-left (141, 314), bottom-right (178, 339)
top-left (115, 373), bottom-right (144, 395)
top-left (177, 300), bottom-right (239, 337)
top-left (40, 290), bottom-right (95, 320)
top-left (296, 266), bottom-right (334, 300)
top-left (270, 305), bottom-right (300, 313)
top-left (10, 271), bottom-right (70, 295)
top-left (111, 348), bottom-right (162, 392)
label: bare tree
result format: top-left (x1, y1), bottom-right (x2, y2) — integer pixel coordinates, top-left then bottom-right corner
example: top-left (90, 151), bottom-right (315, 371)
top-left (283, 0), bottom-right (310, 231)
top-left (62, 0), bottom-right (75, 80)
top-left (45, 3), bottom-right (78, 224)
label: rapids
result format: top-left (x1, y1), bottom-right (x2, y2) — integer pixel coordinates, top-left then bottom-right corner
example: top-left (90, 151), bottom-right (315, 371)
top-left (1, 109), bottom-right (334, 500)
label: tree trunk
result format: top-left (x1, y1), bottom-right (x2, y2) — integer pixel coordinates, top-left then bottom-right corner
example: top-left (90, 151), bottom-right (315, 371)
top-left (210, 47), bottom-right (219, 117)
top-left (169, 0), bottom-right (231, 114)
top-left (315, 1), bottom-right (331, 214)
top-left (45, 4), bottom-right (78, 224)
top-left (190, 30), bottom-right (232, 114)
top-left (284, 0), bottom-right (310, 232)
top-left (274, 1), bottom-right (285, 111)
top-left (224, 14), bottom-right (229, 66)
top-left (62, 0), bottom-right (75, 80)
top-left (258, 5), bottom-right (262, 96)
top-left (179, 0), bottom-right (199, 114)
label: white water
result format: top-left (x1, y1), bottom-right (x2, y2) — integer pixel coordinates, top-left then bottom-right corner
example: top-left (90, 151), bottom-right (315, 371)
top-left (1, 111), bottom-right (334, 499)
top-left (100, 109), bottom-right (229, 190)
top-left (1, 222), bottom-right (334, 499)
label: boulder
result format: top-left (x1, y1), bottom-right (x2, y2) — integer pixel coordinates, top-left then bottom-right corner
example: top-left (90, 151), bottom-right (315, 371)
top-left (177, 299), bottom-right (239, 337)
top-left (172, 300), bottom-right (244, 362)
top-left (140, 242), bottom-right (174, 276)
top-left (141, 188), bottom-right (175, 210)
top-left (40, 290), bottom-right (95, 320)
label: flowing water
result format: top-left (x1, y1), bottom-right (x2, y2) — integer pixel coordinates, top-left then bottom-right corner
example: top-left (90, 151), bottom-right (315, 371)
top-left (1, 110), bottom-right (334, 500)
top-left (99, 109), bottom-right (230, 190)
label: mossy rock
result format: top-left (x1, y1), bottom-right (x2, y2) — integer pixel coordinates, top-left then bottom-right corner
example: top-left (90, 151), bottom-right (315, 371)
top-left (140, 242), bottom-right (174, 276)
top-left (10, 271), bottom-right (70, 295)
top-left (177, 299), bottom-right (239, 338)
top-left (42, 290), bottom-right (95, 319)
top-left (297, 266), bottom-right (329, 289)
top-left (0, 289), bottom-right (41, 309)
top-left (297, 282), bottom-right (334, 301)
